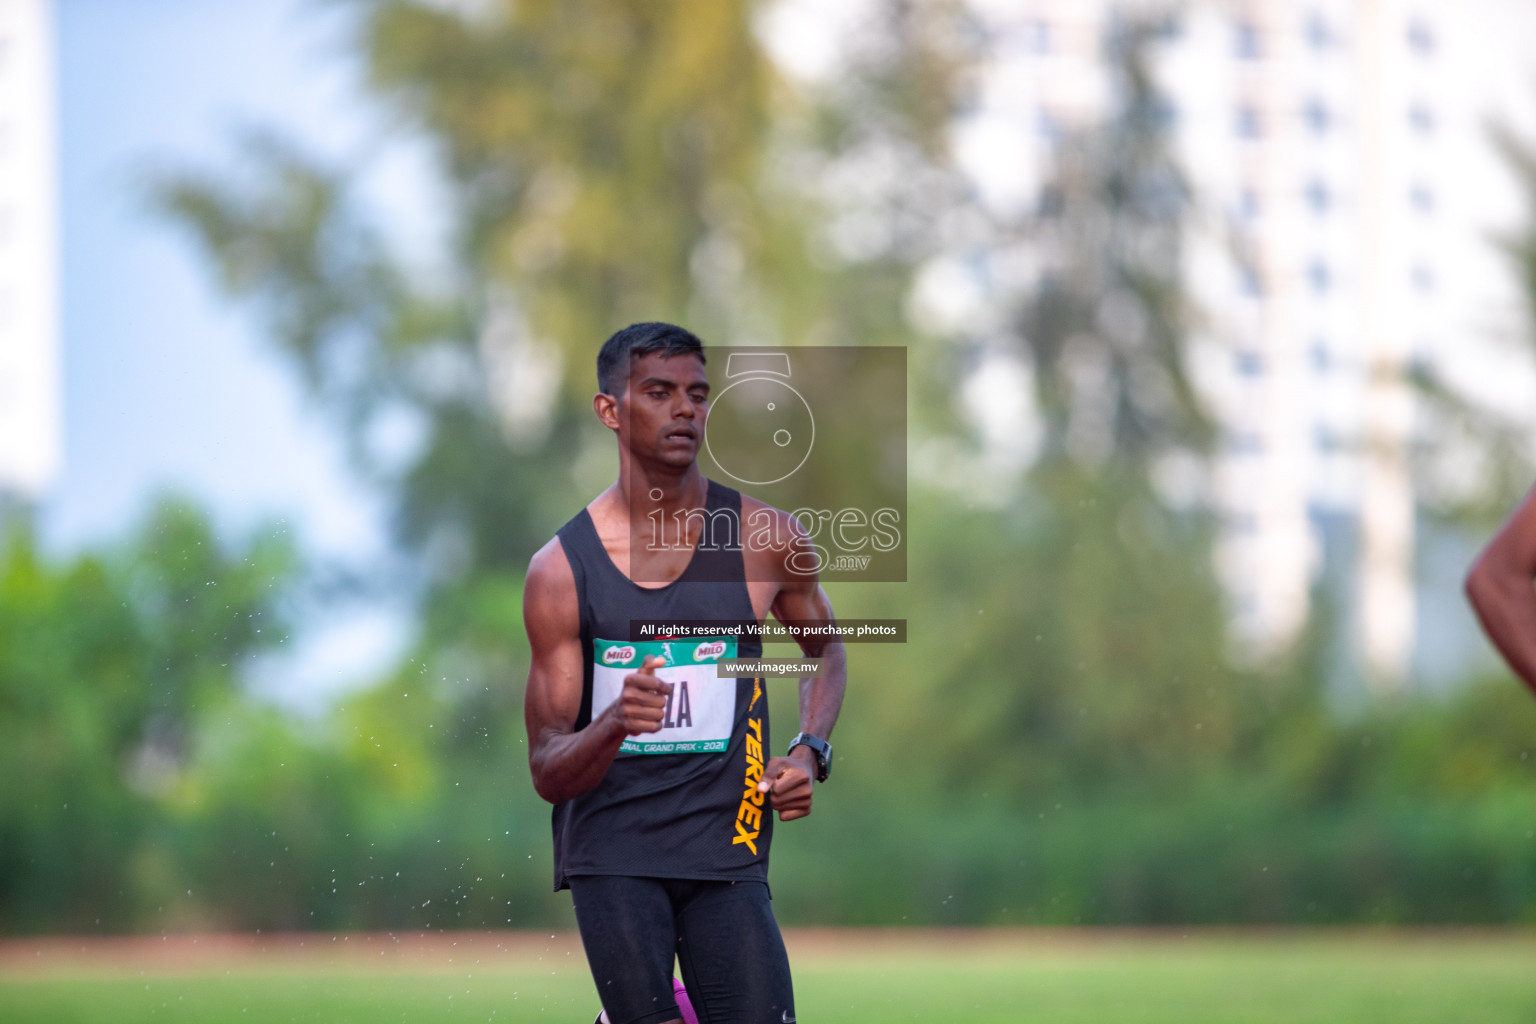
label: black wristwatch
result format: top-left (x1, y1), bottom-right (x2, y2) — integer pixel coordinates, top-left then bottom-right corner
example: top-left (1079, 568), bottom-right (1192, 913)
top-left (786, 733), bottom-right (832, 782)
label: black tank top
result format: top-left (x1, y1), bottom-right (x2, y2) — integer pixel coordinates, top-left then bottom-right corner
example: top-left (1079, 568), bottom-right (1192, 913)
top-left (550, 479), bottom-right (770, 890)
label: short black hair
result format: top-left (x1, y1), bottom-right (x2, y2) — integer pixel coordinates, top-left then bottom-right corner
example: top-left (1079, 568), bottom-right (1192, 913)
top-left (597, 322), bottom-right (706, 398)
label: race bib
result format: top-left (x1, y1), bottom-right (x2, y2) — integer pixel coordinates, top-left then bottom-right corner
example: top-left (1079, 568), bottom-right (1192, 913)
top-left (593, 637), bottom-right (738, 755)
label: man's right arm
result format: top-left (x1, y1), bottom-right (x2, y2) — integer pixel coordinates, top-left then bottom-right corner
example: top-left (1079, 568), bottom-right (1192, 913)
top-left (523, 538), bottom-right (672, 804)
top-left (1466, 484), bottom-right (1536, 697)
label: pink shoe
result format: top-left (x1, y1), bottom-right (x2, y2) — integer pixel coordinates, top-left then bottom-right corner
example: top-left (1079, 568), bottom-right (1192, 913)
top-left (673, 977), bottom-right (699, 1024)
top-left (592, 979), bottom-right (697, 1024)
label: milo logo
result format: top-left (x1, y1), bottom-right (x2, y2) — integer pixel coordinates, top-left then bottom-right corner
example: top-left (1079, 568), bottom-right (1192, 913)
top-left (694, 641), bottom-right (727, 661)
top-left (602, 645), bottom-right (637, 666)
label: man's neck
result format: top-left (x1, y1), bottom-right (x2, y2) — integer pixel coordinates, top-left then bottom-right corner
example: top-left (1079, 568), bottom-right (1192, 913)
top-left (611, 465), bottom-right (708, 522)
top-left (591, 466), bottom-right (711, 583)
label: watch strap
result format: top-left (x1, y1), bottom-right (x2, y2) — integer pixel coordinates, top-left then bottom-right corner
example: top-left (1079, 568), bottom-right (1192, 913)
top-left (786, 732), bottom-right (832, 782)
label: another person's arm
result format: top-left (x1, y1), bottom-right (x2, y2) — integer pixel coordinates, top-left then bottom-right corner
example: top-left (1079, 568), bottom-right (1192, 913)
top-left (523, 539), bottom-right (672, 804)
top-left (1466, 485), bottom-right (1536, 696)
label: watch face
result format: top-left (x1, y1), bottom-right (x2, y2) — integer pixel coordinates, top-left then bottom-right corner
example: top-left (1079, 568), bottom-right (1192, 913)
top-left (703, 374), bottom-right (815, 487)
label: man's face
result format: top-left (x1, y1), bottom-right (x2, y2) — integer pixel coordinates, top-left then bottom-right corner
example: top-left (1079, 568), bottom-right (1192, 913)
top-left (620, 351), bottom-right (710, 469)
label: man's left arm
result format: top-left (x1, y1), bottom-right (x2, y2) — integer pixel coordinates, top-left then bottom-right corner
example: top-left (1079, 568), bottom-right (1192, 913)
top-left (1466, 482), bottom-right (1536, 697)
top-left (757, 568), bottom-right (847, 822)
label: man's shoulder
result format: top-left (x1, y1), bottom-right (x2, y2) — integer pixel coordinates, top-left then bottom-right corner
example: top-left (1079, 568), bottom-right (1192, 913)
top-left (526, 535), bottom-right (575, 592)
top-left (737, 491), bottom-right (808, 549)
top-left (735, 488), bottom-right (785, 519)
top-left (523, 535), bottom-right (580, 640)
top-left (528, 489), bottom-right (612, 591)
top-left (735, 490), bottom-right (817, 589)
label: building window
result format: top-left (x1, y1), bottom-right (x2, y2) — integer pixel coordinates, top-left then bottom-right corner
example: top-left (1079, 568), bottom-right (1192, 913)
top-left (1238, 187), bottom-right (1260, 219)
top-left (1314, 427), bottom-right (1344, 453)
top-left (1036, 108), bottom-right (1060, 141)
top-left (1407, 18), bottom-right (1435, 56)
top-left (1236, 105), bottom-right (1263, 139)
top-left (1239, 263), bottom-right (1264, 297)
top-left (1236, 349), bottom-right (1265, 376)
top-left (1410, 183), bottom-right (1435, 214)
top-left (1229, 512), bottom-right (1259, 535)
top-left (1303, 98), bottom-right (1330, 135)
top-left (1025, 19), bottom-right (1051, 54)
top-left (1235, 20), bottom-right (1261, 59)
top-left (1310, 339), bottom-right (1329, 372)
top-left (1306, 11), bottom-right (1331, 50)
top-left (1408, 103), bottom-right (1435, 134)
top-left (1307, 260), bottom-right (1330, 294)
top-left (1229, 432), bottom-right (1266, 455)
top-left (1411, 264), bottom-right (1435, 292)
top-left (1037, 185), bottom-right (1064, 218)
top-left (1304, 179), bottom-right (1331, 214)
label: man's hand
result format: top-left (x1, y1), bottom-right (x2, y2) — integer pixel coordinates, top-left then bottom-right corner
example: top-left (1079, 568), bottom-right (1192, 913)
top-left (606, 655), bottom-right (672, 736)
top-left (756, 751), bottom-right (816, 821)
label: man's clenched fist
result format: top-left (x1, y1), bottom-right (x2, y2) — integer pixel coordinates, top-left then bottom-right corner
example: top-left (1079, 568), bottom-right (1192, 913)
top-left (608, 654), bottom-right (672, 736)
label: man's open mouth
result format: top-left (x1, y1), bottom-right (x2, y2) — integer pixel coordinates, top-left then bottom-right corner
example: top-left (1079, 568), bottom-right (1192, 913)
top-left (664, 428), bottom-right (697, 443)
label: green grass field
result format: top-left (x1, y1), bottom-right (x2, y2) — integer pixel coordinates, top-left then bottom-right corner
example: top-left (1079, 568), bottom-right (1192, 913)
top-left (2, 929), bottom-right (1534, 1023)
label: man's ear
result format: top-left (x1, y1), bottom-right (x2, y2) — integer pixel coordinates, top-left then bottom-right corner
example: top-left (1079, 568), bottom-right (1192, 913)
top-left (594, 391), bottom-right (622, 431)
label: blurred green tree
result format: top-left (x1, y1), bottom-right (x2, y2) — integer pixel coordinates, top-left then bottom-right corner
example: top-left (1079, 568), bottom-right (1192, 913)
top-left (837, 17), bottom-right (1267, 806)
top-left (149, 0), bottom-right (954, 733)
top-left (148, 0), bottom-right (1268, 897)
top-left (1392, 120), bottom-right (1536, 528)
top-left (112, 0), bottom-right (1536, 933)
top-left (148, 0), bottom-right (954, 929)
top-left (0, 499), bottom-right (296, 931)
top-left (1013, 20), bottom-right (1212, 476)
top-left (158, 0), bottom-right (846, 574)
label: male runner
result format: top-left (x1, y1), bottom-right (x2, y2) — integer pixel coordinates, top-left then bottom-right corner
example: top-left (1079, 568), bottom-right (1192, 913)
top-left (1466, 483), bottom-right (1536, 695)
top-left (523, 322), bottom-right (847, 1024)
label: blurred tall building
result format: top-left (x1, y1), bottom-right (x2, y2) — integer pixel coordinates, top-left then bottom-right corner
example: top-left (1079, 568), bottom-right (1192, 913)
top-left (0, 0), bottom-right (59, 504)
top-left (955, 0), bottom-right (1536, 686)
